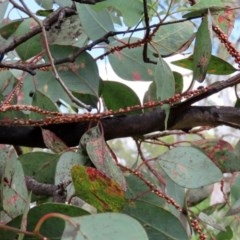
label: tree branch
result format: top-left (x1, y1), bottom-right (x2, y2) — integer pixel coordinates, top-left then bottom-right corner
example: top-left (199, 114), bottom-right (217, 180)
top-left (0, 105), bottom-right (239, 148)
top-left (25, 176), bottom-right (67, 202)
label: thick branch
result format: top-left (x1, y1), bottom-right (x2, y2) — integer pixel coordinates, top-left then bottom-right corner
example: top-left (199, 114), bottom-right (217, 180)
top-left (0, 106), bottom-right (239, 148)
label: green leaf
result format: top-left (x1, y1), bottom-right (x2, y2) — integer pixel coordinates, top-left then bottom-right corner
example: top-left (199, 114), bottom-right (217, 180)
top-left (94, 0), bottom-right (143, 27)
top-left (125, 174), bottom-right (185, 217)
top-left (108, 39), bottom-right (155, 81)
top-left (154, 57), bottom-right (175, 100)
top-left (229, 174), bottom-right (240, 206)
top-left (0, 20), bottom-right (23, 39)
top-left (151, 21), bottom-right (195, 57)
top-left (188, 0), bottom-right (223, 10)
top-left (123, 201), bottom-right (188, 240)
top-left (0, 70), bottom-right (17, 95)
top-left (71, 165), bottom-right (125, 212)
top-left (81, 126), bottom-right (126, 190)
top-left (172, 55), bottom-right (237, 75)
top-left (63, 213), bottom-right (148, 240)
top-left (216, 226), bottom-right (233, 240)
top-left (0, 109), bottom-right (27, 122)
top-left (125, 175), bottom-right (165, 206)
top-left (30, 90), bottom-right (58, 120)
top-left (51, 47), bottom-right (99, 97)
top-left (18, 152), bottom-right (60, 184)
top-left (192, 13), bottom-right (212, 82)
top-left (182, 0), bottom-right (224, 18)
top-left (144, 72), bottom-right (182, 102)
top-left (102, 81), bottom-right (141, 111)
top-left (0, 203), bottom-right (88, 240)
top-left (72, 91), bottom-right (99, 109)
top-left (125, 172), bottom-right (187, 238)
top-left (1, 150), bottom-right (28, 218)
top-left (235, 98), bottom-right (240, 108)
top-left (14, 18), bottom-right (42, 61)
top-left (143, 81), bottom-right (156, 102)
top-left (76, 4), bottom-right (114, 41)
top-left (174, 71), bottom-right (183, 93)
top-left (157, 146), bottom-right (223, 188)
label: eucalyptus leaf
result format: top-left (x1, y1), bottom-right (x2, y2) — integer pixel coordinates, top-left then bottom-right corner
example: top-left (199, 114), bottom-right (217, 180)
top-left (154, 57), bottom-right (175, 100)
top-left (123, 201), bottom-right (188, 240)
top-left (81, 126), bottom-right (126, 190)
top-left (192, 13), bottom-right (212, 82)
top-left (72, 165), bottom-right (125, 212)
top-left (77, 4), bottom-right (114, 41)
top-left (0, 203), bottom-right (88, 240)
top-left (157, 146), bottom-right (222, 188)
top-left (93, 0), bottom-right (143, 27)
top-left (108, 39), bottom-right (155, 81)
top-left (14, 18), bottom-right (42, 61)
top-left (2, 150), bottom-right (28, 218)
top-left (182, 0), bottom-right (224, 18)
top-left (151, 21), bottom-right (195, 57)
top-left (30, 90), bottom-right (58, 120)
top-left (172, 55), bottom-right (237, 75)
top-left (63, 213), bottom-right (148, 240)
top-left (18, 152), bottom-right (60, 185)
top-left (102, 81), bottom-right (141, 111)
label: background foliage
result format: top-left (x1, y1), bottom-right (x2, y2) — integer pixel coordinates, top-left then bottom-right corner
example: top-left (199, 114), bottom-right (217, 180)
top-left (0, 0), bottom-right (240, 239)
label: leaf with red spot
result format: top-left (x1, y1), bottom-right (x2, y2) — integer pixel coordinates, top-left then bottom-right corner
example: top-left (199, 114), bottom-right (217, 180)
top-left (108, 38), bottom-right (155, 81)
top-left (71, 165), bottom-right (125, 212)
top-left (133, 71), bottom-right (141, 81)
top-left (81, 126), bottom-right (126, 190)
top-left (1, 148), bottom-right (28, 218)
top-left (156, 146), bottom-right (222, 188)
top-left (192, 139), bottom-right (240, 173)
top-left (216, 7), bottom-right (235, 36)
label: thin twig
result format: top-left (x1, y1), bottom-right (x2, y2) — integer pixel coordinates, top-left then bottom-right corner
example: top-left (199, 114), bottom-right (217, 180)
top-left (142, 0), bottom-right (156, 64)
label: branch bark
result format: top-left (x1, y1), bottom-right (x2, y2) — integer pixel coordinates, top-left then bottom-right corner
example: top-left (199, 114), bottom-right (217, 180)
top-left (0, 105), bottom-right (239, 148)
top-left (25, 176), bottom-right (67, 202)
